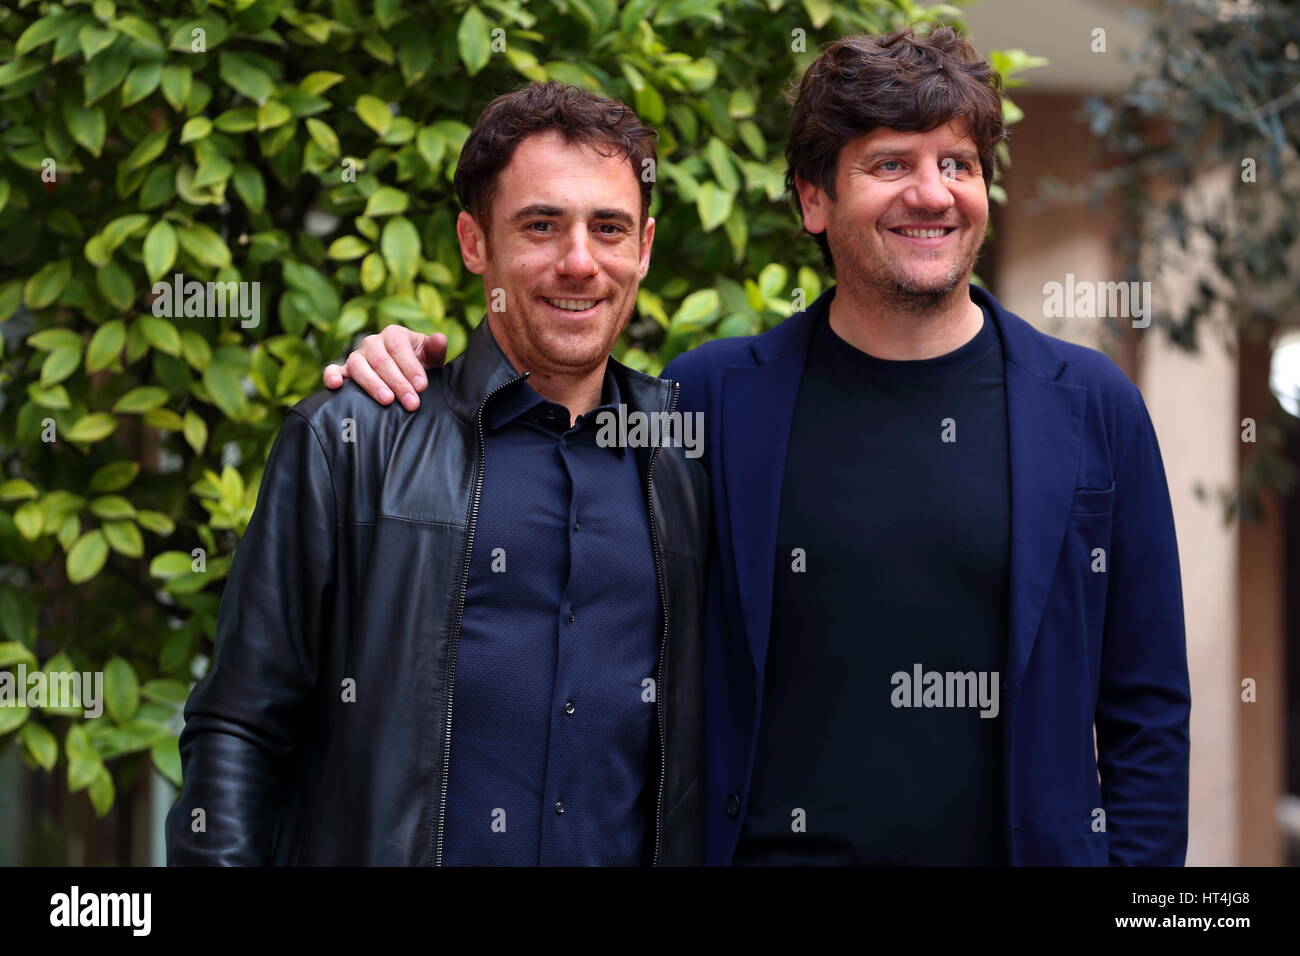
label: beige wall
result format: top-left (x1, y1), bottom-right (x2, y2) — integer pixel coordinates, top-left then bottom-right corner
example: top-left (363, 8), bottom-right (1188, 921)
top-left (993, 92), bottom-right (1240, 865)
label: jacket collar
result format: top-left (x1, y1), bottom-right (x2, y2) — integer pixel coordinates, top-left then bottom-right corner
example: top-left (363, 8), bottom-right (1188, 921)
top-left (748, 282), bottom-right (1070, 384)
top-left (444, 312), bottom-right (675, 426)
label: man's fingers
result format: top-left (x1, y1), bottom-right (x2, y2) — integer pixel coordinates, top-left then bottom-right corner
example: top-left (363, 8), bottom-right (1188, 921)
top-left (344, 349), bottom-right (397, 406)
top-left (417, 333), bottom-right (449, 379)
top-left (379, 327), bottom-right (431, 398)
top-left (322, 363), bottom-right (349, 389)
top-left (360, 328), bottom-right (423, 410)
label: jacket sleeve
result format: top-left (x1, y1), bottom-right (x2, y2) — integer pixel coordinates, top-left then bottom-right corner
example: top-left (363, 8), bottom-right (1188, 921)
top-left (166, 409), bottom-right (336, 865)
top-left (1094, 395), bottom-right (1191, 865)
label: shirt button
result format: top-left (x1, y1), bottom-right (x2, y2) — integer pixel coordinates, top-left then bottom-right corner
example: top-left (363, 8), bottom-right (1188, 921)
top-left (568, 610), bottom-right (575, 623)
top-left (563, 701), bottom-right (575, 716)
top-left (554, 800), bottom-right (566, 815)
top-left (573, 520), bottom-right (580, 532)
top-left (724, 793), bottom-right (742, 818)
top-left (545, 408), bottom-right (557, 420)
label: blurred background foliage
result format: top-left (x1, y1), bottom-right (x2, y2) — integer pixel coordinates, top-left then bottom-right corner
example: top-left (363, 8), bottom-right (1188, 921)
top-left (1082, 0), bottom-right (1300, 520)
top-left (0, 0), bottom-right (1040, 820)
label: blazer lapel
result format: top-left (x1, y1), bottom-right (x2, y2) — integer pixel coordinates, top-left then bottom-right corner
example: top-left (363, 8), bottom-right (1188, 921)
top-left (977, 286), bottom-right (1089, 692)
top-left (720, 295), bottom-right (827, 676)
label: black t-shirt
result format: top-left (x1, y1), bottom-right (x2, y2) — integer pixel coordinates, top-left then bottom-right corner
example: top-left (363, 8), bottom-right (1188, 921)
top-left (733, 302), bottom-right (1011, 866)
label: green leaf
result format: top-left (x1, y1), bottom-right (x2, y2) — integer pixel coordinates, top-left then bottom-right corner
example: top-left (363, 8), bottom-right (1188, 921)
top-left (696, 181), bottom-right (734, 232)
top-left (24, 259), bottom-right (73, 310)
top-left (17, 13), bottom-right (74, 56)
top-left (100, 213), bottom-right (150, 254)
top-left (63, 101), bottom-right (107, 157)
top-left (300, 71), bottom-right (345, 96)
top-left (20, 722), bottom-right (58, 771)
top-left (381, 216), bottom-right (420, 284)
top-left (355, 95), bottom-right (392, 136)
top-left (183, 409), bottom-right (208, 454)
top-left (138, 315), bottom-right (182, 356)
top-left (87, 766), bottom-right (115, 817)
top-left (123, 129), bottom-right (170, 172)
top-left (89, 461), bottom-right (140, 492)
top-left (41, 346), bottom-right (83, 388)
top-left (327, 236), bottom-right (371, 260)
top-left (14, 501), bottom-right (44, 540)
top-left (113, 386), bottom-right (169, 413)
top-left (305, 118), bottom-right (340, 156)
top-left (104, 656), bottom-right (140, 724)
top-left (458, 6), bottom-right (493, 76)
top-left (0, 479), bottom-right (40, 502)
top-left (232, 163), bottom-right (265, 212)
top-left (83, 44), bottom-right (131, 104)
top-left (202, 359), bottom-right (246, 419)
top-left (66, 413), bottom-right (118, 443)
top-left (177, 223), bottom-right (232, 269)
top-left (0, 641), bottom-right (38, 667)
top-left (67, 530), bottom-right (109, 584)
top-left (86, 319), bottom-right (126, 372)
top-left (179, 116), bottom-right (212, 144)
top-left (161, 64), bottom-right (193, 111)
top-left (365, 186), bottom-right (409, 217)
top-left (219, 51), bottom-right (275, 104)
top-left (121, 61), bottom-right (163, 107)
top-left (104, 519), bottom-right (144, 558)
top-left (112, 15), bottom-right (164, 51)
top-left (416, 126), bottom-right (446, 170)
top-left (143, 220), bottom-right (178, 282)
top-left (0, 278), bottom-right (21, 321)
top-left (670, 289), bottom-right (721, 330)
top-left (149, 551), bottom-right (193, 578)
top-left (79, 25), bottom-right (117, 62)
top-left (360, 252), bottom-right (387, 292)
top-left (257, 100), bottom-right (293, 132)
top-left (90, 495), bottom-right (136, 519)
top-left (137, 510), bottom-right (176, 536)
top-left (141, 678), bottom-right (190, 704)
top-left (28, 328), bottom-right (84, 352)
top-left (96, 260), bottom-right (135, 311)
top-left (153, 737), bottom-right (182, 786)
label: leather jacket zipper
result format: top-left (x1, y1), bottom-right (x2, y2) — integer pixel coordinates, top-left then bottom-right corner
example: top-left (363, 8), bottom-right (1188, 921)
top-left (433, 371), bottom-right (528, 866)
top-left (647, 380), bottom-right (679, 868)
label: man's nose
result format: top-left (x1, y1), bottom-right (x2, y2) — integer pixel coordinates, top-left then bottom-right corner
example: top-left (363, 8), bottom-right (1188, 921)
top-left (902, 162), bottom-right (957, 214)
top-left (558, 228), bottom-right (598, 278)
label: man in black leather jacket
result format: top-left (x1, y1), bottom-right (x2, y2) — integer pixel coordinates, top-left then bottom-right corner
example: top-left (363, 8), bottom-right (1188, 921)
top-left (166, 83), bottom-right (709, 866)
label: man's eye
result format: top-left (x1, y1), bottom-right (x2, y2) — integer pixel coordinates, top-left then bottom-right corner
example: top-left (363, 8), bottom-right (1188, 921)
top-left (528, 222), bottom-right (553, 232)
top-left (597, 224), bottom-right (624, 235)
top-left (878, 160), bottom-right (903, 171)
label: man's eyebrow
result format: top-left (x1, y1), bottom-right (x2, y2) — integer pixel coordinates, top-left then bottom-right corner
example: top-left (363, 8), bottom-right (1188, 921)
top-left (859, 147), bottom-right (981, 164)
top-left (509, 204), bottom-right (636, 227)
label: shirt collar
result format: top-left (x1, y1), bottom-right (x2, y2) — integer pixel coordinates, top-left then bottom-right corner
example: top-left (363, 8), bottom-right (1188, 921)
top-left (484, 363), bottom-right (627, 456)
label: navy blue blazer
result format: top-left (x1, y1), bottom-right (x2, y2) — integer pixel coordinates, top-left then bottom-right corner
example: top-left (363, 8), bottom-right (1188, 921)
top-left (663, 283), bottom-right (1191, 866)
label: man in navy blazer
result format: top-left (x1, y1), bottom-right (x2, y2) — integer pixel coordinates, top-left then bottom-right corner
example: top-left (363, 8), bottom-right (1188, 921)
top-left (323, 28), bottom-right (1190, 866)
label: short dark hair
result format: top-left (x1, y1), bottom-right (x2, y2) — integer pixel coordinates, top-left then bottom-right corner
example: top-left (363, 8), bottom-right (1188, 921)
top-left (453, 81), bottom-right (658, 238)
top-left (784, 27), bottom-right (1006, 271)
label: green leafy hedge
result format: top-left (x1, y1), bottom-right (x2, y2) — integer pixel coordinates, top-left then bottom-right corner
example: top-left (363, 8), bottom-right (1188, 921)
top-left (0, 0), bottom-right (1036, 821)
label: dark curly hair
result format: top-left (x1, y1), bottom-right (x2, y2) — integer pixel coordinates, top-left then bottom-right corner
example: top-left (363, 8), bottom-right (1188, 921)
top-left (453, 81), bottom-right (658, 239)
top-left (785, 27), bottom-right (1007, 271)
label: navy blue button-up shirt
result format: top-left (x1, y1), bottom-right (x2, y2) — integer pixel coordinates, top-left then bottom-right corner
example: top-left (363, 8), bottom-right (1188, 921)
top-left (441, 365), bottom-right (661, 866)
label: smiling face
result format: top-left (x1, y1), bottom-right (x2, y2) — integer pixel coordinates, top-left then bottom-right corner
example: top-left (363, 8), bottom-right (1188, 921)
top-left (456, 129), bottom-right (654, 379)
top-left (796, 120), bottom-right (988, 310)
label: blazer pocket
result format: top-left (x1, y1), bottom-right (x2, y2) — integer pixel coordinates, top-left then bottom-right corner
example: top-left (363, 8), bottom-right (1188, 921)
top-left (1070, 481), bottom-right (1115, 515)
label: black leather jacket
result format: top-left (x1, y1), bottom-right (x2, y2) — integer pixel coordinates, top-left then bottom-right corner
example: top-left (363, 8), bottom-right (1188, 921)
top-left (166, 317), bottom-right (709, 865)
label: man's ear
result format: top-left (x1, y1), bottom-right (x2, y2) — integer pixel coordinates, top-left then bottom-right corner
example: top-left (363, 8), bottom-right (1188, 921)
top-left (457, 210), bottom-right (488, 275)
top-left (637, 216), bottom-right (655, 280)
top-left (794, 175), bottom-right (829, 237)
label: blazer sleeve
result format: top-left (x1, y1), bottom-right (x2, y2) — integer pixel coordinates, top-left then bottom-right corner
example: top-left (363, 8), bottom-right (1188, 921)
top-left (1094, 395), bottom-right (1191, 865)
top-left (165, 409), bottom-right (337, 865)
